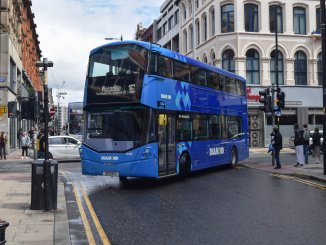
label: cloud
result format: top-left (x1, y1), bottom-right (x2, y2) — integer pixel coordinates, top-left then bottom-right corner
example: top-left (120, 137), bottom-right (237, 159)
top-left (31, 0), bottom-right (161, 105)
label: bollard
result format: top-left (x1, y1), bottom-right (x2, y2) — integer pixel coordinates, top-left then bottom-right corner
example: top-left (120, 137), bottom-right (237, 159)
top-left (0, 219), bottom-right (9, 245)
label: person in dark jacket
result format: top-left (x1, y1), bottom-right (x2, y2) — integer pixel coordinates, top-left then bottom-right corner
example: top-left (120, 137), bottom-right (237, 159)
top-left (294, 123), bottom-right (304, 167)
top-left (272, 126), bottom-right (283, 169)
top-left (312, 127), bottom-right (321, 164)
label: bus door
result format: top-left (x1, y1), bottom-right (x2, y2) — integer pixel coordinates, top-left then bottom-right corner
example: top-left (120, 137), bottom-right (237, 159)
top-left (158, 114), bottom-right (176, 176)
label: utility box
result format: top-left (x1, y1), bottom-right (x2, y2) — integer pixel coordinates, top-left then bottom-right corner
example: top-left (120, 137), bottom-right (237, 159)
top-left (31, 160), bottom-right (58, 210)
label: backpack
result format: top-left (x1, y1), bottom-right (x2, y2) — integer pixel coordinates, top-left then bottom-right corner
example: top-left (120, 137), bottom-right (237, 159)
top-left (303, 130), bottom-right (310, 141)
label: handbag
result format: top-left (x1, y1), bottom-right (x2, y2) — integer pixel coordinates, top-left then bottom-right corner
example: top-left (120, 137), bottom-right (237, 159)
top-left (267, 143), bottom-right (274, 153)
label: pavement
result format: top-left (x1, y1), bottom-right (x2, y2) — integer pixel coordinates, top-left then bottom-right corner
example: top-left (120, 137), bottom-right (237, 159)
top-left (0, 149), bottom-right (70, 245)
top-left (0, 147), bottom-right (325, 244)
top-left (245, 147), bottom-right (326, 183)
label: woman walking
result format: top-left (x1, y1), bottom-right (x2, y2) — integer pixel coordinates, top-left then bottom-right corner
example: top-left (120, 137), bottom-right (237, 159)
top-left (312, 127), bottom-right (321, 164)
top-left (21, 132), bottom-right (30, 159)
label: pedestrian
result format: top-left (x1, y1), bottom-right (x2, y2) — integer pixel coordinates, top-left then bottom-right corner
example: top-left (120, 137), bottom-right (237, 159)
top-left (312, 127), bottom-right (321, 164)
top-left (17, 128), bottom-right (23, 149)
top-left (29, 127), bottom-right (35, 147)
top-left (21, 132), bottom-right (30, 159)
top-left (302, 124), bottom-right (310, 164)
top-left (37, 128), bottom-right (46, 159)
top-left (294, 123), bottom-right (305, 167)
top-left (272, 126), bottom-right (283, 169)
top-left (0, 132), bottom-right (7, 160)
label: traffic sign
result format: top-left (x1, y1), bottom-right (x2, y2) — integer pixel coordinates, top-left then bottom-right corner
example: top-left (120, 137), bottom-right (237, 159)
top-left (0, 106), bottom-right (7, 114)
top-left (49, 108), bottom-right (56, 116)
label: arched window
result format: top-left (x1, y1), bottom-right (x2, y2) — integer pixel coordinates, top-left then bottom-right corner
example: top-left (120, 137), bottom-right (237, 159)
top-left (188, 0), bottom-right (192, 16)
top-left (183, 29), bottom-right (188, 53)
top-left (202, 14), bottom-right (208, 41)
top-left (222, 49), bottom-right (235, 73)
top-left (182, 3), bottom-right (187, 20)
top-left (270, 50), bottom-right (284, 85)
top-left (195, 19), bottom-right (200, 46)
top-left (189, 25), bottom-right (193, 50)
top-left (211, 51), bottom-right (216, 66)
top-left (316, 8), bottom-right (321, 34)
top-left (317, 52), bottom-right (322, 85)
top-left (203, 55), bottom-right (208, 63)
top-left (195, 0), bottom-right (199, 9)
top-left (221, 4), bottom-right (234, 33)
top-left (246, 49), bottom-right (260, 84)
top-left (210, 8), bottom-right (215, 36)
top-left (293, 7), bottom-right (306, 34)
top-left (294, 51), bottom-right (307, 85)
top-left (270, 5), bottom-right (283, 33)
top-left (245, 4), bottom-right (259, 32)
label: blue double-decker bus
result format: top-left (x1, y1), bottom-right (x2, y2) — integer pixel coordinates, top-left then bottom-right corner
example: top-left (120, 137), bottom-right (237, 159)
top-left (80, 40), bottom-right (249, 180)
top-left (67, 102), bottom-right (83, 141)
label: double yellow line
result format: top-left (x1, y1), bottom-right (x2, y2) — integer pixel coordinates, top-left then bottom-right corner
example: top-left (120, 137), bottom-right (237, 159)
top-left (73, 184), bottom-right (111, 245)
top-left (271, 173), bottom-right (326, 190)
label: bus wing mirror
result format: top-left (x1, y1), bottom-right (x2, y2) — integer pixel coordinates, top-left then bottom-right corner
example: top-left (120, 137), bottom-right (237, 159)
top-left (158, 114), bottom-right (167, 126)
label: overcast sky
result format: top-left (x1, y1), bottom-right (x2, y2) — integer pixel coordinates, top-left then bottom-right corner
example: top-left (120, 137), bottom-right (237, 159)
top-left (31, 0), bottom-right (161, 106)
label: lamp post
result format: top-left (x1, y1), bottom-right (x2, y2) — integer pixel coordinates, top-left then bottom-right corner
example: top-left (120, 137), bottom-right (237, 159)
top-left (36, 58), bottom-right (54, 211)
top-left (105, 35), bottom-right (123, 41)
top-left (274, 5), bottom-right (280, 128)
top-left (320, 0), bottom-right (326, 175)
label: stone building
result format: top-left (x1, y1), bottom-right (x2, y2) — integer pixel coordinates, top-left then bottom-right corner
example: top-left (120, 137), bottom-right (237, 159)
top-left (0, 0), bottom-right (42, 151)
top-left (177, 0), bottom-right (323, 147)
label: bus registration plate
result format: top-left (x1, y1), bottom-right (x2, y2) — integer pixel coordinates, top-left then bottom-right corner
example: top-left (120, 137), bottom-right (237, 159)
top-left (103, 171), bottom-right (119, 177)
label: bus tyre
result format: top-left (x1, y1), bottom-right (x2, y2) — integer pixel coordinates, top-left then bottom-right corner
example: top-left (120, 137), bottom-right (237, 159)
top-left (230, 147), bottom-right (238, 168)
top-left (119, 176), bottom-right (128, 182)
top-left (179, 153), bottom-right (190, 180)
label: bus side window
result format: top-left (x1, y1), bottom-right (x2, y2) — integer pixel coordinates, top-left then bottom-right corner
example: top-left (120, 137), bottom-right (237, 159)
top-left (219, 75), bottom-right (225, 91)
top-left (173, 60), bottom-right (190, 82)
top-left (209, 115), bottom-right (220, 139)
top-left (158, 56), bottom-right (173, 78)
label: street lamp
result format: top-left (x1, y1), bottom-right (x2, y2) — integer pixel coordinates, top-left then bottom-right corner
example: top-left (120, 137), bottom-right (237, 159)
top-left (105, 35), bottom-right (123, 41)
top-left (36, 58), bottom-right (54, 211)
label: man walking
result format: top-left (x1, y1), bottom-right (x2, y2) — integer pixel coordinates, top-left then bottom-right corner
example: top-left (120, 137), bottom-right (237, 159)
top-left (302, 124), bottom-right (310, 164)
top-left (0, 132), bottom-right (7, 160)
top-left (294, 124), bottom-right (305, 167)
top-left (272, 126), bottom-right (282, 169)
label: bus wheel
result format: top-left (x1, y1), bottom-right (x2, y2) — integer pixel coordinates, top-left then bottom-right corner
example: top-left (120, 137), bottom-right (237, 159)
top-left (179, 153), bottom-right (190, 180)
top-left (230, 147), bottom-right (238, 168)
top-left (119, 176), bottom-right (128, 182)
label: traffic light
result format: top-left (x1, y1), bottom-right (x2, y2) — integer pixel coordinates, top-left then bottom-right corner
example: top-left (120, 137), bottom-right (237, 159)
top-left (8, 101), bottom-right (17, 118)
top-left (258, 88), bottom-right (272, 113)
top-left (276, 91), bottom-right (285, 109)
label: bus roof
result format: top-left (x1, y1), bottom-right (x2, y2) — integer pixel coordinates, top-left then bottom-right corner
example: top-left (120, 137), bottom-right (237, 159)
top-left (90, 40), bottom-right (246, 83)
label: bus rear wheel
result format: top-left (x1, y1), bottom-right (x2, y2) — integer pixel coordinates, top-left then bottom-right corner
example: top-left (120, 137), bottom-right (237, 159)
top-left (119, 176), bottom-right (128, 182)
top-left (230, 147), bottom-right (238, 168)
top-left (179, 153), bottom-right (190, 180)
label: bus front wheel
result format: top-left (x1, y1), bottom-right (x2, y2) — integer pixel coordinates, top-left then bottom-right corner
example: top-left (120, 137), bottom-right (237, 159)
top-left (119, 176), bottom-right (128, 182)
top-left (179, 153), bottom-right (190, 180)
top-left (230, 147), bottom-right (238, 168)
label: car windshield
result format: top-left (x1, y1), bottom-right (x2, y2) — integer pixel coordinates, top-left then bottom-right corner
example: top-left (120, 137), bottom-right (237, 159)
top-left (84, 106), bottom-right (155, 152)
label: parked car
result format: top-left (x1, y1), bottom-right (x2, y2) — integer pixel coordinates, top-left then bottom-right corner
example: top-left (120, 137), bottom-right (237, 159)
top-left (289, 130), bottom-right (323, 153)
top-left (47, 135), bottom-right (81, 161)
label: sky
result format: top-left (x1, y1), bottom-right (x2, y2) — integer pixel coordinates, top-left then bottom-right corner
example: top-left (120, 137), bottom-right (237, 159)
top-left (31, 0), bottom-right (161, 106)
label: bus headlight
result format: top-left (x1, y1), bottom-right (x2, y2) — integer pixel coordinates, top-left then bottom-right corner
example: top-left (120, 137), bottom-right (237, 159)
top-left (141, 148), bottom-right (151, 160)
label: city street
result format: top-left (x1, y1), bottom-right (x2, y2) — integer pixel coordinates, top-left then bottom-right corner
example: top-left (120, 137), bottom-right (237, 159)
top-left (59, 150), bottom-right (326, 245)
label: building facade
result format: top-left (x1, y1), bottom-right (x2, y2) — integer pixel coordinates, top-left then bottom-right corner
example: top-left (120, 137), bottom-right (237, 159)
top-left (0, 0), bottom-right (42, 152)
top-left (178, 0), bottom-right (323, 147)
top-left (154, 0), bottom-right (180, 51)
